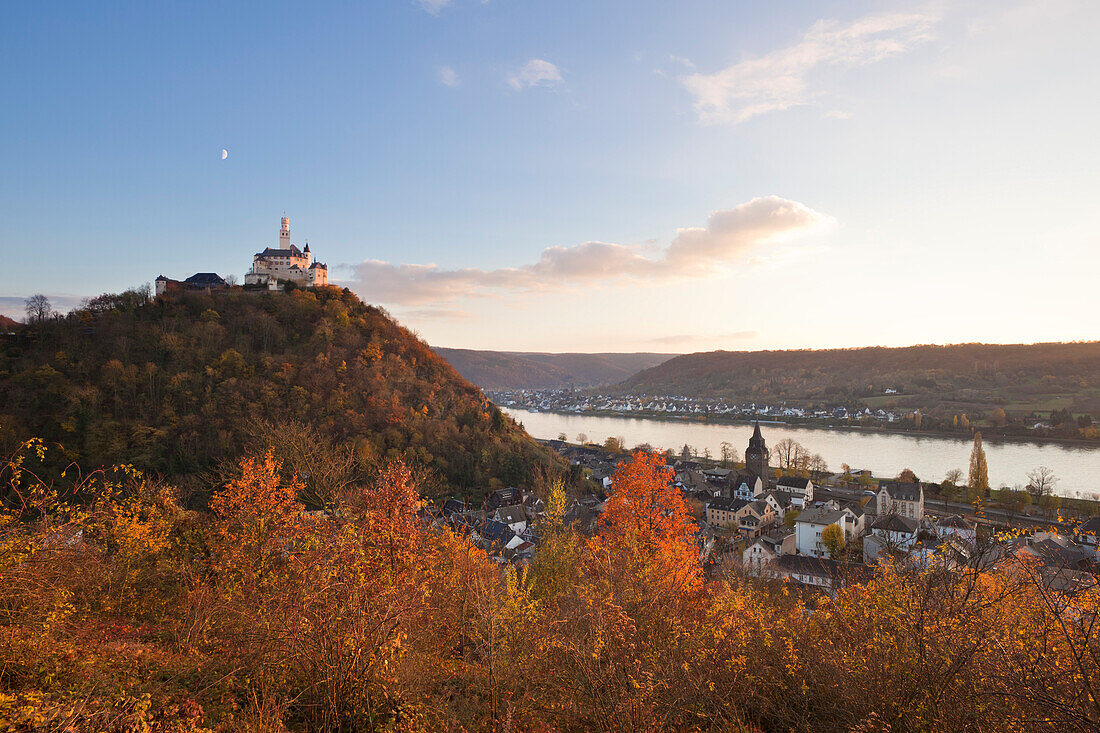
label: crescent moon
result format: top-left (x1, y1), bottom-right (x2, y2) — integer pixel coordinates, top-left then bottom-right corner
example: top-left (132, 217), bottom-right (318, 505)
top-left (221, 149), bottom-right (228, 160)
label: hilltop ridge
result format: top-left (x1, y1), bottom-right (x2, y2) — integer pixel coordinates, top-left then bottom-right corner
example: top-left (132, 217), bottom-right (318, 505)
top-left (612, 342), bottom-right (1100, 423)
top-left (433, 347), bottom-right (674, 389)
top-left (0, 286), bottom-right (562, 501)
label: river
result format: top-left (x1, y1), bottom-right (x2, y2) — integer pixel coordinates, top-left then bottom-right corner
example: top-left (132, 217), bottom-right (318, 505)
top-left (502, 408), bottom-right (1100, 498)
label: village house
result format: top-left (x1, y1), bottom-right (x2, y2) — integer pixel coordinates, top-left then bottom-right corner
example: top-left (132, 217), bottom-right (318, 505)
top-left (863, 514), bottom-right (920, 563)
top-left (743, 527), bottom-right (795, 570)
top-left (936, 515), bottom-right (976, 543)
top-left (877, 481), bottom-right (925, 521)
top-left (774, 555), bottom-right (871, 592)
top-left (794, 506), bottom-right (858, 558)
top-left (776, 475), bottom-right (814, 506)
top-left (731, 472), bottom-right (764, 501)
top-left (706, 497), bottom-right (776, 535)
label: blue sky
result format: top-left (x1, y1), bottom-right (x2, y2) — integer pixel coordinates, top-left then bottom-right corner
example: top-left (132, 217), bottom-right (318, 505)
top-left (2, 0), bottom-right (1098, 351)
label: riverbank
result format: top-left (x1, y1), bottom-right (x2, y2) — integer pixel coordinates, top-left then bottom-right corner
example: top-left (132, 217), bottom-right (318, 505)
top-left (504, 406), bottom-right (1100, 449)
top-left (502, 407), bottom-right (1100, 496)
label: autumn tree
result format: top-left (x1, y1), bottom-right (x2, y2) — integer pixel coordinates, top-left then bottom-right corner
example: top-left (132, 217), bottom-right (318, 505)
top-left (602, 435), bottom-right (625, 453)
top-left (989, 407), bottom-right (1007, 428)
top-left (896, 468), bottom-right (919, 483)
top-left (821, 523), bottom-right (845, 560)
top-left (773, 438), bottom-right (808, 472)
top-left (208, 453), bottom-right (304, 590)
top-left (1024, 465), bottom-right (1058, 503)
top-left (967, 432), bottom-right (990, 494)
top-left (597, 451), bottom-right (701, 600)
top-left (808, 453), bottom-right (828, 481)
top-left (23, 294), bottom-right (54, 324)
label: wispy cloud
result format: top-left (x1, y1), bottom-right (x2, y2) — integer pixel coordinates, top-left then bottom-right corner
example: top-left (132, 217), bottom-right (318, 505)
top-left (507, 59), bottom-right (564, 90)
top-left (646, 331), bottom-right (758, 346)
top-left (681, 10), bottom-right (940, 124)
top-left (0, 295), bottom-right (87, 320)
top-left (349, 196), bottom-right (834, 307)
top-left (415, 0), bottom-right (452, 16)
top-left (437, 65), bottom-right (460, 87)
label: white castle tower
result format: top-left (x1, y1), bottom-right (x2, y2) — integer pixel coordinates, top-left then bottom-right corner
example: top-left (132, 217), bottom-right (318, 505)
top-left (244, 214), bottom-right (328, 289)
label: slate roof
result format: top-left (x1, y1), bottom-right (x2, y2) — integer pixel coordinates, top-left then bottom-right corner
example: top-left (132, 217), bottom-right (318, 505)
top-left (880, 482), bottom-right (923, 502)
top-left (777, 476), bottom-right (811, 490)
top-left (871, 514), bottom-right (920, 534)
top-left (707, 497), bottom-right (750, 513)
top-left (184, 272), bottom-right (227, 287)
top-left (442, 499), bottom-right (466, 517)
top-left (937, 515), bottom-right (973, 529)
top-left (478, 520), bottom-right (515, 548)
top-left (495, 504), bottom-right (526, 526)
top-left (255, 245), bottom-right (303, 257)
top-left (796, 506), bottom-right (849, 526)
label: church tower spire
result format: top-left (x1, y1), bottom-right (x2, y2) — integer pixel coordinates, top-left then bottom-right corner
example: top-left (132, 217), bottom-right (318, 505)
top-left (745, 420), bottom-right (770, 484)
top-left (280, 215), bottom-right (290, 250)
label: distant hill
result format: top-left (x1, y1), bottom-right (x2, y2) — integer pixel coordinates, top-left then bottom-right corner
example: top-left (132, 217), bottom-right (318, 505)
top-left (616, 342), bottom-right (1100, 416)
top-left (0, 287), bottom-right (564, 501)
top-left (0, 315), bottom-right (20, 331)
top-left (434, 348), bottom-right (675, 390)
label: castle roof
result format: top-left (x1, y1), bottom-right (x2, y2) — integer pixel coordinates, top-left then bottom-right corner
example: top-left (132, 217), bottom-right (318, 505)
top-left (255, 245), bottom-right (304, 258)
top-left (184, 272), bottom-right (227, 287)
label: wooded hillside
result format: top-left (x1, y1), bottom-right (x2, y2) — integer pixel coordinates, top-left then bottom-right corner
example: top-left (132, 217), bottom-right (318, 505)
top-left (616, 342), bottom-right (1100, 416)
top-left (0, 287), bottom-right (562, 502)
top-left (434, 347), bottom-right (674, 389)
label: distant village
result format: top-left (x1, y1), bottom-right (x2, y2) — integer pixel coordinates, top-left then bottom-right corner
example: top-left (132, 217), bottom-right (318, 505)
top-left (155, 216), bottom-right (328, 295)
top-left (496, 389), bottom-right (911, 426)
top-left (424, 422), bottom-right (1100, 597)
top-left (493, 388), bottom-right (1065, 433)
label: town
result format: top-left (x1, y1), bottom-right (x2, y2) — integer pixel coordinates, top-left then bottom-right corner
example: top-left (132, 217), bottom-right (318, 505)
top-left (427, 422), bottom-right (1100, 597)
top-left (492, 388), bottom-right (1070, 435)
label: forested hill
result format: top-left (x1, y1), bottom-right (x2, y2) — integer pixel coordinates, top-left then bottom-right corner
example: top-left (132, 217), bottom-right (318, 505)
top-left (615, 342), bottom-right (1100, 414)
top-left (0, 287), bottom-right (562, 502)
top-left (433, 347), bottom-right (674, 389)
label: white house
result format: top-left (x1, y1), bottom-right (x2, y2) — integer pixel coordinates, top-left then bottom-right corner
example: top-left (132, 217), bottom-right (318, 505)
top-left (776, 476), bottom-right (814, 507)
top-left (794, 506), bottom-right (857, 558)
top-left (863, 514), bottom-right (920, 563)
top-left (743, 528), bottom-right (795, 570)
top-left (935, 515), bottom-right (976, 543)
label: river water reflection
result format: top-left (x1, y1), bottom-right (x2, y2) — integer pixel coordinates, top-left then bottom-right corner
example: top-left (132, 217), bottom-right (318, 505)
top-left (503, 407), bottom-right (1100, 497)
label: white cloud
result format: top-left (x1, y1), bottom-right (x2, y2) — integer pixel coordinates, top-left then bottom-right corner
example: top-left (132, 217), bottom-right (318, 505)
top-left (349, 196), bottom-right (834, 307)
top-left (507, 59), bottom-right (564, 90)
top-left (681, 11), bottom-right (940, 124)
top-left (824, 109), bottom-right (853, 119)
top-left (416, 0), bottom-right (451, 16)
top-left (437, 66), bottom-right (460, 87)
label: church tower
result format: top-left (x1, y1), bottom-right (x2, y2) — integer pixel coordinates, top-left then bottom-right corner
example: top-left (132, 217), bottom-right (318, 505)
top-left (280, 216), bottom-right (290, 250)
top-left (745, 421), bottom-right (770, 483)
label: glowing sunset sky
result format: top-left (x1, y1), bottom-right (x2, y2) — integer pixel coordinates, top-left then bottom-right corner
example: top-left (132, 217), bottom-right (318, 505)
top-left (1, 1), bottom-right (1097, 351)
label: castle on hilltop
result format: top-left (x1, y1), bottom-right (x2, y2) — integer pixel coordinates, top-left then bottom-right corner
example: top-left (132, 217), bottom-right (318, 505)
top-left (155, 215), bottom-right (328, 296)
top-left (244, 216), bottom-right (328, 289)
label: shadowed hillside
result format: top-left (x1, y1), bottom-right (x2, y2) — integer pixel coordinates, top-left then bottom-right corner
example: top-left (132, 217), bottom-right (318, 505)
top-left (434, 347), bottom-right (674, 389)
top-left (0, 287), bottom-right (563, 502)
top-left (616, 342), bottom-right (1100, 416)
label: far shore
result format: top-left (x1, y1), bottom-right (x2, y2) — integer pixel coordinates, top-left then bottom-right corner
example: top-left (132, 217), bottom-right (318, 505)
top-left (501, 406), bottom-right (1100, 450)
